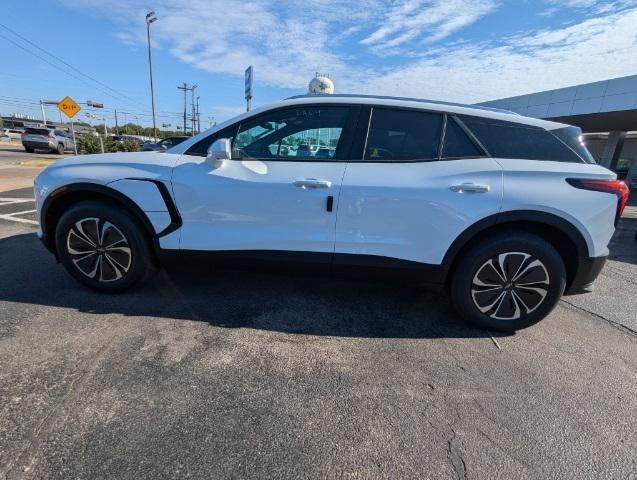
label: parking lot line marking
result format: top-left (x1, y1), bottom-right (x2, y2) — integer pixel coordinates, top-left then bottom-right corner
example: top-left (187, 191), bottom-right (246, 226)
top-left (0, 197), bottom-right (35, 203)
top-left (8, 209), bottom-right (37, 216)
top-left (0, 213), bottom-right (38, 225)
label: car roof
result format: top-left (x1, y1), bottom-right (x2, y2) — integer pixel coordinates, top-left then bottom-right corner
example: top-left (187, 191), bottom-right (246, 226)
top-left (170, 93), bottom-right (571, 154)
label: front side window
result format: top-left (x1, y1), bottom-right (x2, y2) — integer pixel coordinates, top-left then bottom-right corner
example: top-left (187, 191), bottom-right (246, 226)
top-left (460, 115), bottom-right (584, 163)
top-left (233, 106), bottom-right (350, 160)
top-left (364, 108), bottom-right (443, 161)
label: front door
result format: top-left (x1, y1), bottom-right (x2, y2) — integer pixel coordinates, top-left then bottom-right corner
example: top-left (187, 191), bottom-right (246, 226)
top-left (171, 105), bottom-right (356, 254)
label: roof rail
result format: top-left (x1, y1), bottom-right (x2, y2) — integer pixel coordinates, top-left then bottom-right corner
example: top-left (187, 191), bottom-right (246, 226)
top-left (284, 93), bottom-right (520, 116)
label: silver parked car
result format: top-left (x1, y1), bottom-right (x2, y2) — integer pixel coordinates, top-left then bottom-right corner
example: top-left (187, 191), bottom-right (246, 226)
top-left (21, 127), bottom-right (74, 154)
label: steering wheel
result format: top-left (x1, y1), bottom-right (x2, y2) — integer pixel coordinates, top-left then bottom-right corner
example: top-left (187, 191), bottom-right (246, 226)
top-left (238, 143), bottom-right (274, 159)
top-left (366, 147), bottom-right (394, 160)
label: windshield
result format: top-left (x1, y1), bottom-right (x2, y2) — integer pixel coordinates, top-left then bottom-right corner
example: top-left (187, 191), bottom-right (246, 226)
top-left (551, 126), bottom-right (596, 164)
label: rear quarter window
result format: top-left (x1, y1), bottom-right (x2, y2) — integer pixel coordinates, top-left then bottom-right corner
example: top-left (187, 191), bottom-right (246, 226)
top-left (459, 115), bottom-right (583, 163)
top-left (25, 128), bottom-right (51, 136)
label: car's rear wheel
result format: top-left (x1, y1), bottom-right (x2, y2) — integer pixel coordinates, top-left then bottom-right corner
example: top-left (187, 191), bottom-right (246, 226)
top-left (449, 231), bottom-right (566, 331)
top-left (25, 147), bottom-right (34, 153)
top-left (55, 201), bottom-right (155, 291)
top-left (56, 143), bottom-right (64, 155)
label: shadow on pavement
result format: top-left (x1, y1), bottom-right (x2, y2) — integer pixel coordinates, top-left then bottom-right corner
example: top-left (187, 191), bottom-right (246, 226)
top-left (609, 217), bottom-right (637, 266)
top-left (0, 233), bottom-right (499, 340)
top-left (0, 187), bottom-right (34, 198)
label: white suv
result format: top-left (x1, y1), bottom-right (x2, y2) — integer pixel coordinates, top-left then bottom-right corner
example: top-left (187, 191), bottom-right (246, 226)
top-left (34, 95), bottom-right (629, 331)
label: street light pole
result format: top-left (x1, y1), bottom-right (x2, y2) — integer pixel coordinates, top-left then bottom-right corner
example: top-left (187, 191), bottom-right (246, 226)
top-left (39, 100), bottom-right (47, 126)
top-left (146, 11), bottom-right (158, 142)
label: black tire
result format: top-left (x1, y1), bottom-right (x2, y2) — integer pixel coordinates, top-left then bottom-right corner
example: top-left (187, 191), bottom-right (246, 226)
top-left (449, 231), bottom-right (566, 331)
top-left (55, 201), bottom-right (155, 292)
top-left (25, 147), bottom-right (34, 153)
top-left (56, 143), bottom-right (64, 155)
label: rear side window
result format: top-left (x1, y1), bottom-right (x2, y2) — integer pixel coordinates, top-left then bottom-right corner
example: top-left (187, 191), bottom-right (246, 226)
top-left (25, 128), bottom-right (50, 136)
top-left (459, 115), bottom-right (583, 163)
top-left (442, 117), bottom-right (483, 158)
top-left (551, 126), bottom-right (596, 163)
top-left (364, 108), bottom-right (443, 161)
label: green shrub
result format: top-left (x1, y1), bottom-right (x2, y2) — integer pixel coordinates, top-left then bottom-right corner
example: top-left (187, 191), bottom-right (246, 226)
top-left (119, 138), bottom-right (140, 152)
top-left (77, 135), bottom-right (103, 154)
top-left (76, 135), bottom-right (140, 154)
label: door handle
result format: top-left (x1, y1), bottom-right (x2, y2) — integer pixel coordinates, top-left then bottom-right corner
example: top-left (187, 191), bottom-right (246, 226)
top-left (293, 178), bottom-right (332, 189)
top-left (450, 183), bottom-right (490, 193)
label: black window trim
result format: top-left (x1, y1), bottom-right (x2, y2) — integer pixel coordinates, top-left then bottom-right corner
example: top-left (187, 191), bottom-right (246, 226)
top-left (186, 101), bottom-right (586, 164)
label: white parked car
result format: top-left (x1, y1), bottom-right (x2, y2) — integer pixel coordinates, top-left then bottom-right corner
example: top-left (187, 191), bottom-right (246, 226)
top-left (1, 128), bottom-right (24, 141)
top-left (33, 95), bottom-right (629, 331)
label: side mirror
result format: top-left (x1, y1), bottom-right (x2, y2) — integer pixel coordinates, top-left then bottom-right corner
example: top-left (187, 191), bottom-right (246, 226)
top-left (206, 138), bottom-right (232, 165)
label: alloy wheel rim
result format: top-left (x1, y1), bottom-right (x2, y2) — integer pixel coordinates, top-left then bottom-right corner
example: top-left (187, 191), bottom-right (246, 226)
top-left (471, 252), bottom-right (549, 320)
top-left (66, 217), bottom-right (132, 282)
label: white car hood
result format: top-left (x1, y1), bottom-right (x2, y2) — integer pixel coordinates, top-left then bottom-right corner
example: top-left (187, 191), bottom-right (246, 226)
top-left (50, 151), bottom-right (179, 169)
top-left (35, 151), bottom-right (180, 201)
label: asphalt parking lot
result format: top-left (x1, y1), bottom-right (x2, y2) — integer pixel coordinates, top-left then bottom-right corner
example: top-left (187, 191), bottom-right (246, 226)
top-left (1, 158), bottom-right (636, 479)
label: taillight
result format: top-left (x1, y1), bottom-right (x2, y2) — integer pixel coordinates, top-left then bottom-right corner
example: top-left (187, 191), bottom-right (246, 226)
top-left (567, 178), bottom-right (630, 224)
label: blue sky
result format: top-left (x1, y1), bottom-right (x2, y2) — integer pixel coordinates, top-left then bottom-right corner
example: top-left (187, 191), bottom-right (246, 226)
top-left (2, 0), bottom-right (637, 128)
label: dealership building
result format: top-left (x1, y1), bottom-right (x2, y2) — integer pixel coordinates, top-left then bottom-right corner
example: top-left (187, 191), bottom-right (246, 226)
top-left (479, 74), bottom-right (637, 183)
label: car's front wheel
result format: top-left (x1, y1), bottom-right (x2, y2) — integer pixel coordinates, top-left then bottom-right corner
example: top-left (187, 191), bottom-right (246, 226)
top-left (55, 201), bottom-right (155, 291)
top-left (449, 231), bottom-right (566, 331)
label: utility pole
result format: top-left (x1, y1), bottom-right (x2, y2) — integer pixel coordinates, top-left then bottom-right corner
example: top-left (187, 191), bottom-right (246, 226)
top-left (146, 11), bottom-right (158, 142)
top-left (191, 85), bottom-right (197, 136)
top-left (114, 109), bottom-right (119, 135)
top-left (196, 96), bottom-right (200, 134)
top-left (177, 82), bottom-right (193, 134)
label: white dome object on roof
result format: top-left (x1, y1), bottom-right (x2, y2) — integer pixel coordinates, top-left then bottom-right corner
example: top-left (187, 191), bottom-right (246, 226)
top-left (308, 73), bottom-right (334, 95)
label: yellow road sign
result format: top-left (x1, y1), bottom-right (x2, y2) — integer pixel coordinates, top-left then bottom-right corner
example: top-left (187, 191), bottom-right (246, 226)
top-left (57, 96), bottom-right (81, 118)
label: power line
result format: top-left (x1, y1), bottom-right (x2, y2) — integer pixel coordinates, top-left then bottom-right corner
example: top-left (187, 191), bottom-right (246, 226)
top-left (0, 31), bottom-right (147, 111)
top-left (0, 22), bottom-right (147, 109)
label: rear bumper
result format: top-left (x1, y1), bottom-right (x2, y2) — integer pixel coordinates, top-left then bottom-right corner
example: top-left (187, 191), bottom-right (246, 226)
top-left (23, 141), bottom-right (55, 150)
top-left (564, 254), bottom-right (607, 295)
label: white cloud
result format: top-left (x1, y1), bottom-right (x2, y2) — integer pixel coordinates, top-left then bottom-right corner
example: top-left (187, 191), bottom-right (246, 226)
top-left (352, 8), bottom-right (637, 102)
top-left (361, 0), bottom-right (497, 51)
top-left (63, 0), bottom-right (637, 107)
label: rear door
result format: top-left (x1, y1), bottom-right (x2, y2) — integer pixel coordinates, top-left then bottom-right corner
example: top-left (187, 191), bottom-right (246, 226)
top-left (171, 104), bottom-right (358, 255)
top-left (335, 108), bottom-right (503, 266)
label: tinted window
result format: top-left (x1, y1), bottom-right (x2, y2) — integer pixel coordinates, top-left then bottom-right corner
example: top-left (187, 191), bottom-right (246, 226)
top-left (234, 106), bottom-right (349, 160)
top-left (460, 115), bottom-right (583, 163)
top-left (364, 108), bottom-right (442, 161)
top-left (25, 128), bottom-right (51, 136)
top-left (442, 117), bottom-right (482, 158)
top-left (551, 126), bottom-right (595, 163)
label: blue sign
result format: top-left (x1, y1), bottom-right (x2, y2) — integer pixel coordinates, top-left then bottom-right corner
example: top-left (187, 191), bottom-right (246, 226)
top-left (245, 66), bottom-right (253, 99)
